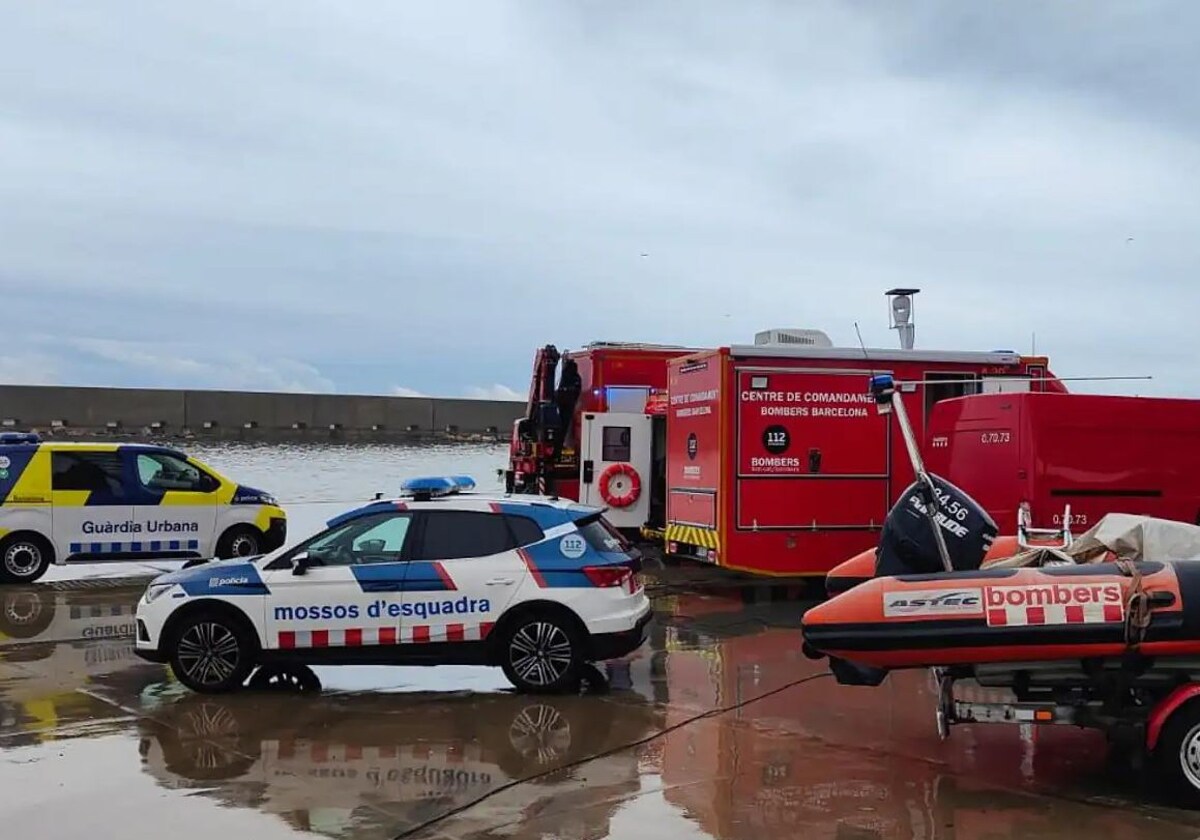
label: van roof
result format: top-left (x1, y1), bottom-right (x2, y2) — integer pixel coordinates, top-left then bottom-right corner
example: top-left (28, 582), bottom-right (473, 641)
top-left (726, 345), bottom-right (1023, 365)
top-left (0, 441), bottom-right (184, 453)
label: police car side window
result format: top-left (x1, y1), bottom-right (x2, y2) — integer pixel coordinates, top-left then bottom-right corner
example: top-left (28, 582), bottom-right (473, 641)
top-left (302, 512), bottom-right (413, 566)
top-left (52, 452), bottom-right (124, 495)
top-left (505, 515), bottom-right (544, 548)
top-left (415, 512), bottom-right (516, 560)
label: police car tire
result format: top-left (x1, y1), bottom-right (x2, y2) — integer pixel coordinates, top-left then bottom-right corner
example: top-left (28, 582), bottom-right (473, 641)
top-left (498, 612), bottom-right (585, 694)
top-left (0, 533), bottom-right (53, 584)
top-left (168, 610), bottom-right (257, 694)
top-left (216, 526), bottom-right (260, 560)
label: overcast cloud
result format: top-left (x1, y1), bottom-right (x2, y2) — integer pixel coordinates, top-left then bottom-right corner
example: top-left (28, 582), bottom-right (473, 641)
top-left (2, 1), bottom-right (1197, 397)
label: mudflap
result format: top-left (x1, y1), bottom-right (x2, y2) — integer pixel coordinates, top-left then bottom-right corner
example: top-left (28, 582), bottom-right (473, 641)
top-left (829, 656), bottom-right (889, 687)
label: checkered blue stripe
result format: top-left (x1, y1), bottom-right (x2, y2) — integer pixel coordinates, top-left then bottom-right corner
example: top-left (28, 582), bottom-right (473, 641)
top-left (69, 540), bottom-right (200, 554)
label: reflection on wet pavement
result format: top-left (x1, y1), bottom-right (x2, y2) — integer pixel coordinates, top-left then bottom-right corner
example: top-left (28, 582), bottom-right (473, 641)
top-left (2, 583), bottom-right (1200, 840)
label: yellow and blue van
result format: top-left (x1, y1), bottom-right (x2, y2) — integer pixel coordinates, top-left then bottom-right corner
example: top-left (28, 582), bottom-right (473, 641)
top-left (0, 433), bottom-right (286, 583)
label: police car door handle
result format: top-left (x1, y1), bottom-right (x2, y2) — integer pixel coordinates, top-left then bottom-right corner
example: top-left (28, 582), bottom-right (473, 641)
top-left (486, 577), bottom-right (515, 586)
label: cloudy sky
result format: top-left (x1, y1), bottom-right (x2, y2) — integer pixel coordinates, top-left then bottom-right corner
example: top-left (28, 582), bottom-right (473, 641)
top-left (2, 2), bottom-right (1196, 399)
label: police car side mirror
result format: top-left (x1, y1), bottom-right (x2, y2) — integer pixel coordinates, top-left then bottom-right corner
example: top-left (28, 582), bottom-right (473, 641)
top-left (292, 554), bottom-right (311, 576)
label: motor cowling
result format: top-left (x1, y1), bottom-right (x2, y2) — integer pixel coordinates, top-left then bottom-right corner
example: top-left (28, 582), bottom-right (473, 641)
top-left (875, 473), bottom-right (998, 577)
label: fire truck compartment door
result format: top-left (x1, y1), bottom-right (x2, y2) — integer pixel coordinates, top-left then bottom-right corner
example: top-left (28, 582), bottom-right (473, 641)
top-left (580, 411), bottom-right (653, 530)
top-left (734, 368), bottom-right (890, 529)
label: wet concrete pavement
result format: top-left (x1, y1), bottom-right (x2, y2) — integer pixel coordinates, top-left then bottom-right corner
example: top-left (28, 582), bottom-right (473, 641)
top-left (2, 583), bottom-right (1200, 840)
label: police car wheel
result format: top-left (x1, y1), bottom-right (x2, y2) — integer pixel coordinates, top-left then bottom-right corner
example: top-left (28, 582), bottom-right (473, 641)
top-left (500, 615), bottom-right (583, 694)
top-left (0, 534), bottom-right (52, 584)
top-left (216, 527), bottom-right (260, 560)
top-left (169, 612), bottom-right (255, 693)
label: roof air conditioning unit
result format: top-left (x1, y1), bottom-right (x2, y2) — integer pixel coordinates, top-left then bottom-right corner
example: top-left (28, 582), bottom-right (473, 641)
top-left (753, 328), bottom-right (834, 348)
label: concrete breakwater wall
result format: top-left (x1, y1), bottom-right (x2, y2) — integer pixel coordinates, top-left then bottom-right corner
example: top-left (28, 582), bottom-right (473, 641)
top-left (0, 385), bottom-right (523, 443)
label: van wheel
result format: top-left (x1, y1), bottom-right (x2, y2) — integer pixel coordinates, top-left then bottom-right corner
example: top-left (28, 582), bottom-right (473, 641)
top-left (216, 526), bottom-right (261, 560)
top-left (0, 589), bottom-right (56, 638)
top-left (0, 534), bottom-right (53, 584)
top-left (169, 611), bottom-right (256, 694)
top-left (1152, 698), bottom-right (1200, 807)
top-left (499, 613), bottom-right (584, 694)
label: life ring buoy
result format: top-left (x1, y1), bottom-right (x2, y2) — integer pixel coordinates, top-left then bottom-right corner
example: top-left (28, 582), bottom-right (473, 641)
top-left (599, 463), bottom-right (641, 508)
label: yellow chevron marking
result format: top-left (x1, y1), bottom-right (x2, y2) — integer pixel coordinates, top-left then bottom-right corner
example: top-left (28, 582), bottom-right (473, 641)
top-left (665, 523), bottom-right (720, 550)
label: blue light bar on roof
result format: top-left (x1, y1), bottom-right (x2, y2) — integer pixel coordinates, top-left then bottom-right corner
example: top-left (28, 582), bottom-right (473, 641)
top-left (0, 432), bottom-right (40, 444)
top-left (399, 475), bottom-right (477, 497)
top-left (401, 476), bottom-right (456, 497)
top-left (450, 475), bottom-right (476, 491)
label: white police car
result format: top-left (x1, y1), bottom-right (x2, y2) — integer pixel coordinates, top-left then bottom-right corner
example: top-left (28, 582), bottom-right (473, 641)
top-left (133, 476), bottom-right (652, 694)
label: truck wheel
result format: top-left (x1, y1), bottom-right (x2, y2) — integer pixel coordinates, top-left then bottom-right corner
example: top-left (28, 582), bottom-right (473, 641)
top-left (0, 533), bottom-right (53, 584)
top-left (499, 612), bottom-right (584, 694)
top-left (1152, 698), bottom-right (1200, 807)
top-left (215, 526), bottom-right (261, 559)
top-left (169, 610), bottom-right (256, 694)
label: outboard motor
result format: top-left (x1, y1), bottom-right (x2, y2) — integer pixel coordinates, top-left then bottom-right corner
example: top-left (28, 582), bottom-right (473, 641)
top-left (875, 474), bottom-right (998, 577)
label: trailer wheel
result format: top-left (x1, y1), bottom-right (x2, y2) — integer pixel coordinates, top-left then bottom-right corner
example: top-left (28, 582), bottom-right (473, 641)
top-left (1152, 698), bottom-right (1200, 807)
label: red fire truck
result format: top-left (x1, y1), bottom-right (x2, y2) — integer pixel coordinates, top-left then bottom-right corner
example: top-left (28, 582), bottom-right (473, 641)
top-left (505, 341), bottom-right (701, 534)
top-left (925, 391), bottom-right (1200, 534)
top-left (664, 331), bottom-right (1064, 576)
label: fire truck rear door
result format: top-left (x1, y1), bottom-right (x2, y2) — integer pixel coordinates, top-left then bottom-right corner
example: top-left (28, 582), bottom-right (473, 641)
top-left (580, 411), bottom-right (653, 531)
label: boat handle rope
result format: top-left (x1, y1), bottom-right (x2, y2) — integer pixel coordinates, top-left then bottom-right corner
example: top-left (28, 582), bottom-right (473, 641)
top-left (1117, 559), bottom-right (1152, 648)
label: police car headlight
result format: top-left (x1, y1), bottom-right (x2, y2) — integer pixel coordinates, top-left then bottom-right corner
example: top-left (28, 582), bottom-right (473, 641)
top-left (144, 583), bottom-right (174, 604)
top-left (260, 493), bottom-right (279, 507)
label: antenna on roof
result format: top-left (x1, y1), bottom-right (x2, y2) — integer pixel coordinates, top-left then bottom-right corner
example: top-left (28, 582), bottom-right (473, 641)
top-left (853, 322), bottom-right (878, 382)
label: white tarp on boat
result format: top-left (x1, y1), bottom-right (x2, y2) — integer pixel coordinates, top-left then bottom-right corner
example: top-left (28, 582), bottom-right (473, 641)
top-left (984, 514), bottom-right (1200, 568)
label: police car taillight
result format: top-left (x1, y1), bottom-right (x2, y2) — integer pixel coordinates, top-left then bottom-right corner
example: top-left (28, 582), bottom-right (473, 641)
top-left (583, 565), bottom-right (633, 588)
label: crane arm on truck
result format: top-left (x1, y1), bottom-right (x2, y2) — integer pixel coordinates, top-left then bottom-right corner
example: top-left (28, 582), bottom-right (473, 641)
top-left (508, 344), bottom-right (573, 495)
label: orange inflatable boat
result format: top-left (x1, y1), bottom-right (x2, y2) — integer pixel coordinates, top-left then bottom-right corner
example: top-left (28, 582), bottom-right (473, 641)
top-left (803, 560), bottom-right (1184, 670)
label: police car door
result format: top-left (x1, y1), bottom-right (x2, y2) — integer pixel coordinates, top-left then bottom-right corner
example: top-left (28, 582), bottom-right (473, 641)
top-left (401, 510), bottom-right (528, 645)
top-left (260, 510), bottom-right (414, 652)
top-left (127, 450), bottom-right (217, 558)
top-left (48, 449), bottom-right (132, 560)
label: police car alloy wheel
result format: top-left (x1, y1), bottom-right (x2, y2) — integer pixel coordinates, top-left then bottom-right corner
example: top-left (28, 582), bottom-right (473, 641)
top-left (500, 615), bottom-right (583, 693)
top-left (0, 535), bottom-right (51, 584)
top-left (169, 612), bottom-right (256, 694)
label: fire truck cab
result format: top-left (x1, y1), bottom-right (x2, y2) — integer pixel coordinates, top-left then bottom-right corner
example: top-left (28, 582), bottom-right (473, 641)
top-left (505, 342), bottom-right (700, 535)
top-left (664, 330), bottom-right (1064, 576)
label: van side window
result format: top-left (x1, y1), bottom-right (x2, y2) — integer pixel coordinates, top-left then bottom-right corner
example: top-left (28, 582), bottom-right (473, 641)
top-left (414, 511), bottom-right (516, 560)
top-left (52, 452), bottom-right (124, 495)
top-left (505, 514), bottom-right (545, 547)
top-left (136, 453), bottom-right (215, 493)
